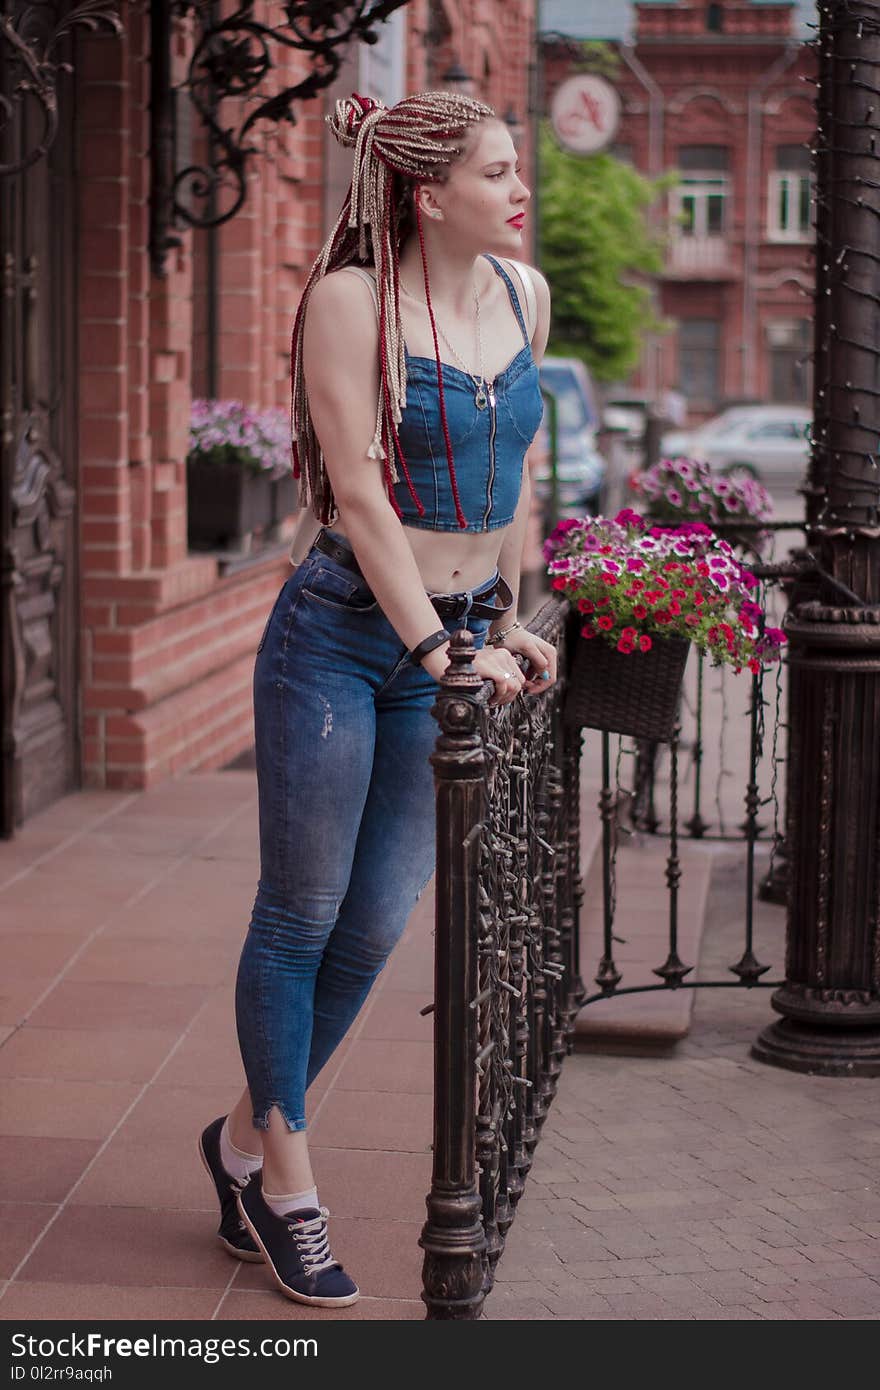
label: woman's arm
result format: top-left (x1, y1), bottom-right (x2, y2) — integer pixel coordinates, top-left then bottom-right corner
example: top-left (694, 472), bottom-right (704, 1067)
top-left (302, 272), bottom-right (525, 698)
top-left (490, 263), bottom-right (552, 634)
top-left (487, 265), bottom-right (557, 692)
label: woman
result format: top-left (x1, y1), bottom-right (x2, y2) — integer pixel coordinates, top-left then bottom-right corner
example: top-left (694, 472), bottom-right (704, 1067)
top-left (199, 90), bottom-right (556, 1308)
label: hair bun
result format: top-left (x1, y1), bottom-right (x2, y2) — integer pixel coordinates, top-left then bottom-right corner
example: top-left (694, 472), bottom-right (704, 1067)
top-left (327, 93), bottom-right (386, 148)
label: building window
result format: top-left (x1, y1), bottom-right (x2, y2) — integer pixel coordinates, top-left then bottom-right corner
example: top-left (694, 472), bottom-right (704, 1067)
top-left (679, 319), bottom-right (721, 404)
top-left (767, 320), bottom-right (812, 402)
top-left (707, 4), bottom-right (724, 32)
top-left (673, 146), bottom-right (730, 238)
top-left (768, 145), bottom-right (812, 242)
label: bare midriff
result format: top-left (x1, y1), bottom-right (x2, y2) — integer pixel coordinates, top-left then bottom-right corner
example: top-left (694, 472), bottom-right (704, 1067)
top-left (289, 509), bottom-right (512, 594)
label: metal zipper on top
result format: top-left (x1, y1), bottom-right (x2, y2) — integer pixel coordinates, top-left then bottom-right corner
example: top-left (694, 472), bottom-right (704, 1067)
top-left (482, 382), bottom-right (497, 529)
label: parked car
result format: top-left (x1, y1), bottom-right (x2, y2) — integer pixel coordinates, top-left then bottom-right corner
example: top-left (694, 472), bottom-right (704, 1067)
top-left (535, 356), bottom-right (606, 515)
top-left (660, 405), bottom-right (762, 461)
top-left (661, 405), bottom-right (812, 489)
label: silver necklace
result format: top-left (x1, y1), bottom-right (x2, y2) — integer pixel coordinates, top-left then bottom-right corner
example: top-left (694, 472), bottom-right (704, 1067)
top-left (400, 280), bottom-right (494, 410)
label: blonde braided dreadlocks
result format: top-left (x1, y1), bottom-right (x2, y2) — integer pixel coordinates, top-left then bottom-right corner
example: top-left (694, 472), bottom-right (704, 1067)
top-left (290, 90), bottom-right (495, 528)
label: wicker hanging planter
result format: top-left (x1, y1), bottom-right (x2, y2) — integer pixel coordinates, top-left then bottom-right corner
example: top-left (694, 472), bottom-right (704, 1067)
top-left (564, 634), bottom-right (690, 742)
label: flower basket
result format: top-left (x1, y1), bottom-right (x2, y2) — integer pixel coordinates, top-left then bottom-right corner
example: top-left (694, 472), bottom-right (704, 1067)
top-left (186, 398), bottom-right (292, 552)
top-left (565, 631), bottom-right (689, 742)
top-left (187, 455), bottom-right (273, 552)
top-left (545, 508), bottom-right (786, 739)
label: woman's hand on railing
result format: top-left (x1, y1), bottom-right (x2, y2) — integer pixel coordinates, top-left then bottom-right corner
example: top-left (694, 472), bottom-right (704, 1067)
top-left (488, 628), bottom-right (558, 698)
top-left (472, 648), bottom-right (529, 707)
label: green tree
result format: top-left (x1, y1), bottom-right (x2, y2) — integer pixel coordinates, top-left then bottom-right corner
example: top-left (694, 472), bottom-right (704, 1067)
top-left (539, 124), bottom-right (672, 382)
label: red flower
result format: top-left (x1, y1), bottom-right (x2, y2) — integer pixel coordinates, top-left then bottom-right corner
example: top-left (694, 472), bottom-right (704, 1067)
top-left (581, 623), bottom-right (598, 639)
top-left (621, 627), bottom-right (637, 640)
top-left (577, 598), bottom-right (594, 614)
top-left (633, 604), bottom-right (648, 620)
top-left (552, 578), bottom-right (567, 591)
top-left (639, 634), bottom-right (652, 652)
top-left (655, 577), bottom-right (670, 591)
top-left (597, 615), bottom-right (614, 631)
top-left (654, 610), bottom-right (671, 625)
top-left (696, 562), bottom-right (710, 577)
top-left (685, 613), bottom-right (700, 627)
top-left (748, 658), bottom-right (761, 674)
top-left (617, 637), bottom-right (635, 654)
top-left (682, 576), bottom-right (696, 588)
top-left (669, 599), bottom-right (681, 616)
top-left (694, 592), bottom-right (704, 606)
top-left (630, 579), bottom-right (645, 592)
top-left (663, 561), bottom-right (680, 572)
top-left (672, 588), bottom-right (687, 599)
top-left (599, 544), bottom-right (613, 554)
top-left (596, 596), bottom-right (610, 608)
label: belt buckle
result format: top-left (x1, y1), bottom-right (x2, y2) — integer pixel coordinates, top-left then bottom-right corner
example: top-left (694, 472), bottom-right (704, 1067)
top-left (448, 592), bottom-right (470, 618)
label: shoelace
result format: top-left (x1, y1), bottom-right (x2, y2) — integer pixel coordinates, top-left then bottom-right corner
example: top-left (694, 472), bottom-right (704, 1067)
top-left (287, 1207), bottom-right (338, 1275)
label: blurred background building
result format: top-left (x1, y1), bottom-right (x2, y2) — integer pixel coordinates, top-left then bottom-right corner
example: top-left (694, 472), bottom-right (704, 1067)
top-left (541, 1), bottom-right (817, 421)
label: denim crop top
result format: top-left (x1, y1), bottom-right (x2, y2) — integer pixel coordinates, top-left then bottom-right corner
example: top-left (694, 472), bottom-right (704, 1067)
top-left (347, 256), bottom-right (544, 533)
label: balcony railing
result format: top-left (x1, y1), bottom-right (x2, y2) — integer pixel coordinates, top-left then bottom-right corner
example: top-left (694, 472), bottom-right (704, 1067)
top-left (666, 235), bottom-right (734, 277)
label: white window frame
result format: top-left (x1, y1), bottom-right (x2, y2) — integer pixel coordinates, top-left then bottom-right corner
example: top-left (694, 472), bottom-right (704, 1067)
top-left (671, 176), bottom-right (729, 239)
top-left (767, 170), bottom-right (813, 242)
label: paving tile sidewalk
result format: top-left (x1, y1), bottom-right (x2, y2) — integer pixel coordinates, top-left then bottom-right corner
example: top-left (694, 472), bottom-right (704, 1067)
top-left (0, 775), bottom-right (433, 1322)
top-left (488, 849), bottom-right (880, 1321)
top-left (2, 775), bottom-right (879, 1322)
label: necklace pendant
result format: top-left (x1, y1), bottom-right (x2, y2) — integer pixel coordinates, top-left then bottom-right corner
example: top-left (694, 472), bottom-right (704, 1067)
top-left (475, 385), bottom-right (488, 410)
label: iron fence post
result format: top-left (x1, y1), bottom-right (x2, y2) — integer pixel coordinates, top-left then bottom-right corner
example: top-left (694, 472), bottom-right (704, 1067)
top-left (753, 0), bottom-right (880, 1074)
top-left (420, 630), bottom-right (488, 1319)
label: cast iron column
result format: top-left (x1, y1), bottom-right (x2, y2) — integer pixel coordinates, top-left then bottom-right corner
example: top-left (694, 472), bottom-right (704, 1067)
top-left (753, 0), bottom-right (880, 1075)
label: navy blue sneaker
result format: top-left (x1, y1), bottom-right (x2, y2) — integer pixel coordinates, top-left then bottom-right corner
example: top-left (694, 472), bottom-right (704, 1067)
top-left (198, 1116), bottom-right (262, 1262)
top-left (238, 1171), bottom-right (360, 1307)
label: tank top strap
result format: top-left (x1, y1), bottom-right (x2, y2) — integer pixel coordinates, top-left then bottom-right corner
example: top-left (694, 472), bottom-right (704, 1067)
top-left (484, 254), bottom-right (530, 347)
top-left (339, 264), bottom-right (380, 319)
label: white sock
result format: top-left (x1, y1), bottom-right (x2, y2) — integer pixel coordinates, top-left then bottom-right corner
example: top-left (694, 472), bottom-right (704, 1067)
top-left (220, 1118), bottom-right (262, 1182)
top-left (262, 1185), bottom-right (319, 1218)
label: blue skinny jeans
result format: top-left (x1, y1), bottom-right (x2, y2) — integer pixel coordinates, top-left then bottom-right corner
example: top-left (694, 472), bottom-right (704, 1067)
top-left (235, 535), bottom-right (494, 1131)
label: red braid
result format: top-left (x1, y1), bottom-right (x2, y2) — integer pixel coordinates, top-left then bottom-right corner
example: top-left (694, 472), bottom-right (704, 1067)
top-left (416, 200), bottom-right (468, 530)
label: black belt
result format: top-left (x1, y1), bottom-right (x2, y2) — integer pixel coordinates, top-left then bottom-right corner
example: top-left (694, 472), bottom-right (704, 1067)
top-left (312, 529), bottom-right (513, 621)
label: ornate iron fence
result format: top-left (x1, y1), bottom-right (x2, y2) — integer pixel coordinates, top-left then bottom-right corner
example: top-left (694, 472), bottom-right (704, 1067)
top-left (418, 523), bottom-right (869, 1317)
top-left (419, 597), bottom-right (583, 1320)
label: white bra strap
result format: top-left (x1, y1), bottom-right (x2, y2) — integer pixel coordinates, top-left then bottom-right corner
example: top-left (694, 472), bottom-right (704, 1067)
top-left (504, 258), bottom-right (538, 342)
top-left (340, 264), bottom-right (380, 318)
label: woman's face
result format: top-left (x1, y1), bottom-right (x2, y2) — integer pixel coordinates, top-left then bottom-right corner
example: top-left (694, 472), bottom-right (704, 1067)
top-left (426, 119), bottom-right (531, 253)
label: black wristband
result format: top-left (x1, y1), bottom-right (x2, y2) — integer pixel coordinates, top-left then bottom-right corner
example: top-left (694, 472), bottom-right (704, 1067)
top-left (408, 628), bottom-right (451, 666)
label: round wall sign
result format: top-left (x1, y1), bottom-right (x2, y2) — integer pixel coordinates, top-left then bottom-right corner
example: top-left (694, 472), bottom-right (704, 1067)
top-left (550, 74), bottom-right (621, 155)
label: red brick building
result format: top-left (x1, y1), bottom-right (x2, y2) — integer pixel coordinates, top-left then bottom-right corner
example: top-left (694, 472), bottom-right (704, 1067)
top-left (0, 0), bottom-right (538, 830)
top-left (542, 1), bottom-right (817, 420)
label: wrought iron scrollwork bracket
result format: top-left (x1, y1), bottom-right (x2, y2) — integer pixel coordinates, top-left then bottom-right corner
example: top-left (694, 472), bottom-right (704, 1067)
top-left (0, 1), bottom-right (123, 178)
top-left (150, 0), bottom-right (413, 275)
